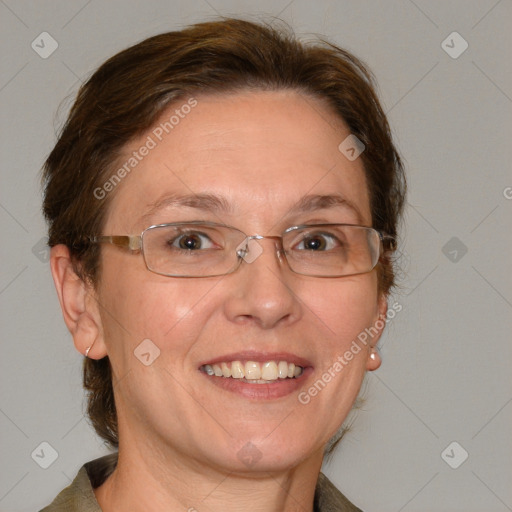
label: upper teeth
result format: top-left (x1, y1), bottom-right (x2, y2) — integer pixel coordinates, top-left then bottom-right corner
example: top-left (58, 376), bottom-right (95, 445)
top-left (201, 361), bottom-right (303, 381)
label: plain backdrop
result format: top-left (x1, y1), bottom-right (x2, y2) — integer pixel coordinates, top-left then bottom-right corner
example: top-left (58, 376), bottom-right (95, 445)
top-left (1, 1), bottom-right (511, 511)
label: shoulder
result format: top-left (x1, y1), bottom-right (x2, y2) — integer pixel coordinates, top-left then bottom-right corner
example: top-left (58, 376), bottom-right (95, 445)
top-left (314, 472), bottom-right (363, 512)
top-left (38, 453), bottom-right (117, 512)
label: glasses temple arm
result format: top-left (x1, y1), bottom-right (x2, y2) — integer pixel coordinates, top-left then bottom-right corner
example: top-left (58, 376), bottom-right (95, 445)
top-left (379, 234), bottom-right (397, 252)
top-left (91, 235), bottom-right (142, 251)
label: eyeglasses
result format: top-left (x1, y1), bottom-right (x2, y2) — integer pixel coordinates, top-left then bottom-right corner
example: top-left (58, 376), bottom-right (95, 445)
top-left (89, 221), bottom-right (396, 278)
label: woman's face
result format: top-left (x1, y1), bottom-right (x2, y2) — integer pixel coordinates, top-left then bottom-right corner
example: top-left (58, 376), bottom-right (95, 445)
top-left (94, 90), bottom-right (386, 472)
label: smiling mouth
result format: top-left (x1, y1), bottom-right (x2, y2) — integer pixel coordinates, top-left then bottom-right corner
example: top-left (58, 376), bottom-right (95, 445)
top-left (199, 360), bottom-right (304, 384)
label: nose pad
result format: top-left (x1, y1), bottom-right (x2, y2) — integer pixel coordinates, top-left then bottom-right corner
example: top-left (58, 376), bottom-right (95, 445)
top-left (235, 237), bottom-right (264, 264)
top-left (275, 246), bottom-right (286, 264)
top-left (235, 236), bottom-right (286, 266)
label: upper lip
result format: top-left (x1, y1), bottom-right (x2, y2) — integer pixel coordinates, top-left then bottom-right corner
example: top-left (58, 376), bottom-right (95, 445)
top-left (198, 351), bottom-right (313, 368)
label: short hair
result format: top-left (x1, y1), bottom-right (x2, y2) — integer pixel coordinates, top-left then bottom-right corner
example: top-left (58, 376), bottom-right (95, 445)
top-left (42, 17), bottom-right (406, 448)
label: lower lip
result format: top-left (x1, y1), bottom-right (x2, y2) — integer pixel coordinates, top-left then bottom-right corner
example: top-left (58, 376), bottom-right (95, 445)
top-left (200, 367), bottom-right (313, 400)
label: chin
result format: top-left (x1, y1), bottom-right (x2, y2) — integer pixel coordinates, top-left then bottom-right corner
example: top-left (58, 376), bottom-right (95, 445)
top-left (202, 431), bottom-right (324, 475)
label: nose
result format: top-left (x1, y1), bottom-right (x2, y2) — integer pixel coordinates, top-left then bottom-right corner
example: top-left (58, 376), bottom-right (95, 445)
top-left (223, 237), bottom-right (302, 329)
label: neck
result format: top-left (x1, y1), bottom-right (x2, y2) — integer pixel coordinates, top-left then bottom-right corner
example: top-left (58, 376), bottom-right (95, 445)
top-left (94, 434), bottom-right (324, 512)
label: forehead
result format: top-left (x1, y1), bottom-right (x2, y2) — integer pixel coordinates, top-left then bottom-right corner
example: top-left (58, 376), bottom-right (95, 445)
top-left (103, 90), bottom-right (371, 232)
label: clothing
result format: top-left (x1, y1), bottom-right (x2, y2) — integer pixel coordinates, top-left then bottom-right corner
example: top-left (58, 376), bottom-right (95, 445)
top-left (40, 453), bottom-right (362, 511)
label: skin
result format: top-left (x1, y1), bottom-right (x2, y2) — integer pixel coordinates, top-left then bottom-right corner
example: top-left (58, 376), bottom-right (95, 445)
top-left (51, 89), bottom-right (387, 512)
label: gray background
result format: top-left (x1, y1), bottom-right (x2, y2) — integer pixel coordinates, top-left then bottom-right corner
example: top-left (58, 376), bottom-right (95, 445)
top-left (1, 1), bottom-right (511, 511)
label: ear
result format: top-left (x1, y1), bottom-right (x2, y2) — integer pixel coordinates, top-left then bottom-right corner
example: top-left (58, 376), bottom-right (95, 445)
top-left (365, 293), bottom-right (388, 371)
top-left (50, 245), bottom-right (107, 359)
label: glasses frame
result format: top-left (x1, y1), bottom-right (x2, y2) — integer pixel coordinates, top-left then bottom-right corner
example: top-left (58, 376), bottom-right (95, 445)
top-left (89, 221), bottom-right (396, 278)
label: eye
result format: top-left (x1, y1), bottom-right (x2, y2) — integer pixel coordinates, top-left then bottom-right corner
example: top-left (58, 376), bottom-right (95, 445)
top-left (170, 232), bottom-right (216, 251)
top-left (295, 232), bottom-right (340, 251)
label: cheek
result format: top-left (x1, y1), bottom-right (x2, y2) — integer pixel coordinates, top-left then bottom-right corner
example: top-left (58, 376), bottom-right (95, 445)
top-left (303, 274), bottom-right (380, 343)
top-left (291, 276), bottom-right (381, 442)
top-left (98, 259), bottom-right (220, 359)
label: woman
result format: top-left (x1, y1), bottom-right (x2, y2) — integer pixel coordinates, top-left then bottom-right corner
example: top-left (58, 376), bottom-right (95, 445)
top-left (41, 17), bottom-right (406, 511)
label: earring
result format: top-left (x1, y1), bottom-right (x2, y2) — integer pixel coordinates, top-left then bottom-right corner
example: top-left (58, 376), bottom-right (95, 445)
top-left (84, 340), bottom-right (96, 358)
top-left (369, 348), bottom-right (378, 361)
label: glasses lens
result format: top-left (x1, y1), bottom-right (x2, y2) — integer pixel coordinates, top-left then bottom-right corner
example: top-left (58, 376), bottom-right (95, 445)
top-left (142, 223), bottom-right (246, 277)
top-left (283, 225), bottom-right (381, 277)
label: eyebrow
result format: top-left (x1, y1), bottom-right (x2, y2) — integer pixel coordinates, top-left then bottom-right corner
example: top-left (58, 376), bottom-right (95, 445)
top-left (287, 194), bottom-right (364, 224)
top-left (140, 193), bottom-right (233, 224)
top-left (139, 192), bottom-right (364, 225)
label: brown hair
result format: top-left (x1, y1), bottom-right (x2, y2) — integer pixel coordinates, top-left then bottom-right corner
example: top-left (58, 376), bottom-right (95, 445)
top-left (42, 17), bottom-right (406, 448)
